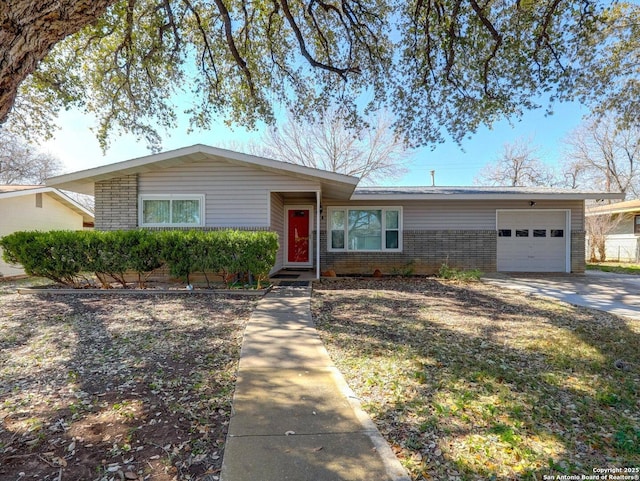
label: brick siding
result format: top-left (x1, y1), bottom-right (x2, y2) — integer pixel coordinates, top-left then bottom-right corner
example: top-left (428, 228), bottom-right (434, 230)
top-left (320, 230), bottom-right (497, 275)
top-left (95, 175), bottom-right (138, 231)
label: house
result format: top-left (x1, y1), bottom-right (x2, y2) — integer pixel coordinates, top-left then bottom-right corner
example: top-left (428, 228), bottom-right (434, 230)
top-left (0, 185), bottom-right (95, 277)
top-left (585, 199), bottom-right (640, 262)
top-left (46, 144), bottom-right (622, 277)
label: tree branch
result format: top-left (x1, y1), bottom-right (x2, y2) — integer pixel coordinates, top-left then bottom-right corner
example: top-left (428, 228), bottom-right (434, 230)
top-left (212, 0), bottom-right (256, 96)
top-left (182, 0), bottom-right (221, 92)
top-left (278, 0), bottom-right (359, 78)
top-left (469, 0), bottom-right (503, 97)
top-left (0, 0), bottom-right (116, 125)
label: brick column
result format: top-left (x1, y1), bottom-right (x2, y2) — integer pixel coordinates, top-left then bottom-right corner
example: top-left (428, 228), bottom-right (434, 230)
top-left (94, 175), bottom-right (138, 230)
top-left (571, 230), bottom-right (586, 273)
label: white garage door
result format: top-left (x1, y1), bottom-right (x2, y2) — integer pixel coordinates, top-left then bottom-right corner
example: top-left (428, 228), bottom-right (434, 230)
top-left (497, 210), bottom-right (569, 272)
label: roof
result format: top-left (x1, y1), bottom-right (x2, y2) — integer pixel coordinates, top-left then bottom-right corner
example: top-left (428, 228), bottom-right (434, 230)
top-left (0, 186), bottom-right (95, 224)
top-left (353, 186), bottom-right (624, 201)
top-left (46, 144), bottom-right (360, 199)
top-left (45, 144), bottom-right (623, 202)
top-left (0, 184), bottom-right (43, 193)
top-left (586, 199), bottom-right (640, 216)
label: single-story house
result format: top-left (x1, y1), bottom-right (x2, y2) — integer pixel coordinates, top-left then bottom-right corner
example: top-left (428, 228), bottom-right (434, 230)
top-left (0, 185), bottom-right (95, 277)
top-left (585, 199), bottom-right (640, 262)
top-left (46, 144), bottom-right (622, 278)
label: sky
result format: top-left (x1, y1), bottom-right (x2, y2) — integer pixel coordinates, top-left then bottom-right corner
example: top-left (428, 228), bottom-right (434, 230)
top-left (42, 98), bottom-right (589, 187)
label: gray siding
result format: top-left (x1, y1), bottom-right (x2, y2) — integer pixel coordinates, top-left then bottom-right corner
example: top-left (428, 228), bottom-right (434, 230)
top-left (321, 199), bottom-right (584, 231)
top-left (270, 192), bottom-right (285, 271)
top-left (138, 159), bottom-right (320, 227)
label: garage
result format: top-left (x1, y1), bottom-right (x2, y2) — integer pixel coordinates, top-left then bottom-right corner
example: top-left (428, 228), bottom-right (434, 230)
top-left (497, 210), bottom-right (570, 272)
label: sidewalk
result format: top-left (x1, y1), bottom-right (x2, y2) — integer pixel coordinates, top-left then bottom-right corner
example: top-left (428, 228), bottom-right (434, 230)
top-left (220, 284), bottom-right (410, 481)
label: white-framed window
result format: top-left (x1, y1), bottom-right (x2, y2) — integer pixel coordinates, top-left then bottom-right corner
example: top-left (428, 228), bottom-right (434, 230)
top-left (327, 206), bottom-right (402, 252)
top-left (139, 194), bottom-right (205, 227)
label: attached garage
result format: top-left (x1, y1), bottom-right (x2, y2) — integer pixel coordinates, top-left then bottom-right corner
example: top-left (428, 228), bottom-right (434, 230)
top-left (497, 210), bottom-right (570, 272)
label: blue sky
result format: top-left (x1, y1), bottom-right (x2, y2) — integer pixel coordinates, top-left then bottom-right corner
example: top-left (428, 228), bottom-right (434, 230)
top-left (43, 99), bottom-right (589, 187)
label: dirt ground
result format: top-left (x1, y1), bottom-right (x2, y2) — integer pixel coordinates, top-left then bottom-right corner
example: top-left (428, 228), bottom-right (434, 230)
top-left (0, 281), bottom-right (256, 481)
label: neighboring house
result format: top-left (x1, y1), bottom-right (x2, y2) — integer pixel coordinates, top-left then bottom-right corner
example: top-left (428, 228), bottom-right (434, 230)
top-left (0, 185), bottom-right (95, 277)
top-left (46, 145), bottom-right (621, 277)
top-left (585, 199), bottom-right (640, 262)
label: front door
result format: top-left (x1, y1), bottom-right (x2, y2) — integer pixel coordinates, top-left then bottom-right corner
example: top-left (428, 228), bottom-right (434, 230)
top-left (286, 207), bottom-right (312, 266)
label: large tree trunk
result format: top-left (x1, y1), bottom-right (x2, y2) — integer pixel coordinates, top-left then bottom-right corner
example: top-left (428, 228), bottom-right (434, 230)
top-left (0, 0), bottom-right (115, 124)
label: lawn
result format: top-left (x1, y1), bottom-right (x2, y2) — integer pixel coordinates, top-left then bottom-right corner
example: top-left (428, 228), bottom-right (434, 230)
top-left (0, 280), bottom-right (256, 481)
top-left (312, 278), bottom-right (640, 481)
top-left (587, 262), bottom-right (640, 276)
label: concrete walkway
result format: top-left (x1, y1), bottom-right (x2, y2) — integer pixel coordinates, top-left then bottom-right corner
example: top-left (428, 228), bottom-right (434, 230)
top-left (220, 284), bottom-right (410, 481)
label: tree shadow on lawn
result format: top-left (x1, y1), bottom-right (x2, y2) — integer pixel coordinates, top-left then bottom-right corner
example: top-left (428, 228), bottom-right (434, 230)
top-left (0, 293), bottom-right (254, 481)
top-left (312, 278), bottom-right (640, 480)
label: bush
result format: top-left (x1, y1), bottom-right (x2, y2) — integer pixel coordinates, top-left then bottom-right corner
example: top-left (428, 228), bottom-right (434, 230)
top-left (1, 231), bottom-right (85, 286)
top-left (81, 230), bottom-right (163, 288)
top-left (158, 230), bottom-right (202, 285)
top-left (127, 230), bottom-right (164, 288)
top-left (0, 229), bottom-right (279, 288)
top-left (437, 262), bottom-right (483, 282)
top-left (162, 230), bottom-right (279, 288)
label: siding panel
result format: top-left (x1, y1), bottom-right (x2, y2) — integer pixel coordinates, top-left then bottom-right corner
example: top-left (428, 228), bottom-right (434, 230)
top-left (322, 199), bottom-right (584, 230)
top-left (138, 160), bottom-right (321, 227)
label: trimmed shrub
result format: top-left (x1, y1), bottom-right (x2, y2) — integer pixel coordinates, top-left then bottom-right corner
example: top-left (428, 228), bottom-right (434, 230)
top-left (1, 231), bottom-right (85, 286)
top-left (158, 230), bottom-right (202, 285)
top-left (1, 229), bottom-right (279, 288)
top-left (126, 230), bottom-right (164, 288)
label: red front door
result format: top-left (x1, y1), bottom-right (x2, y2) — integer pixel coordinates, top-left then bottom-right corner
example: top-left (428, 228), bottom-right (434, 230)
top-left (288, 209), bottom-right (310, 263)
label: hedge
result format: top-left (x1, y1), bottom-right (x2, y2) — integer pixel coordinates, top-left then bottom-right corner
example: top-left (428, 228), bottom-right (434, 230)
top-left (0, 229), bottom-right (279, 288)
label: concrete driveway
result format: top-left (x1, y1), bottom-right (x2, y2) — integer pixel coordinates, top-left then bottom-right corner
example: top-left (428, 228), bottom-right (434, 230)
top-left (484, 270), bottom-right (640, 320)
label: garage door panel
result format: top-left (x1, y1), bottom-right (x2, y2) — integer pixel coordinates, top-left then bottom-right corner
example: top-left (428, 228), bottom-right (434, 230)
top-left (497, 211), bottom-right (568, 272)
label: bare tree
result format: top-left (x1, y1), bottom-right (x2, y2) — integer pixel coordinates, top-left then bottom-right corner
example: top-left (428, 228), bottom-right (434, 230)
top-left (257, 109), bottom-right (411, 185)
top-left (0, 130), bottom-right (62, 184)
top-left (585, 213), bottom-right (623, 262)
top-left (562, 117), bottom-right (640, 197)
top-left (62, 190), bottom-right (95, 213)
top-left (559, 158), bottom-right (589, 190)
top-left (474, 137), bottom-right (556, 187)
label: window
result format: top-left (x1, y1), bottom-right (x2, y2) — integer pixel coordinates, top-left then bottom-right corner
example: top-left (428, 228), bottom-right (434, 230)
top-left (533, 229), bottom-right (547, 237)
top-left (139, 195), bottom-right (204, 227)
top-left (516, 229), bottom-right (529, 237)
top-left (35, 193), bottom-right (42, 208)
top-left (498, 229), bottom-right (511, 237)
top-left (328, 207), bottom-right (402, 251)
top-left (635, 215), bottom-right (640, 235)
top-left (550, 229), bottom-right (564, 238)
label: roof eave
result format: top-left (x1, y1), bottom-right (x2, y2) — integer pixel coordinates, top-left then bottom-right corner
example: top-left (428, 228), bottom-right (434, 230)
top-left (46, 144), bottom-right (359, 195)
top-left (351, 192), bottom-right (625, 201)
top-left (0, 187), bottom-right (94, 223)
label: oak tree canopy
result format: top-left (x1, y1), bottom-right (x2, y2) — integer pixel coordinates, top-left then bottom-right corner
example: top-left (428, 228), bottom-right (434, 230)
top-left (0, 1), bottom-right (637, 150)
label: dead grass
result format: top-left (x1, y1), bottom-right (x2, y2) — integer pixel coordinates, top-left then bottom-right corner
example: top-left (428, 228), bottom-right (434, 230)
top-left (0, 279), bottom-right (256, 481)
top-left (311, 278), bottom-right (640, 481)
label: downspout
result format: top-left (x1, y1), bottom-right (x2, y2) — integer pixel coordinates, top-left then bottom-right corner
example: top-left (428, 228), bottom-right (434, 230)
top-left (316, 191), bottom-right (321, 280)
